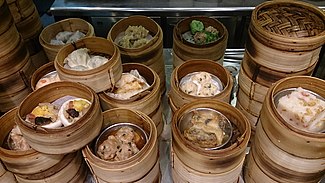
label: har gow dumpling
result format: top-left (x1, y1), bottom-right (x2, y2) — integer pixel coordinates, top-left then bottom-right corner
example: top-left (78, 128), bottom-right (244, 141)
top-left (64, 48), bottom-right (90, 69)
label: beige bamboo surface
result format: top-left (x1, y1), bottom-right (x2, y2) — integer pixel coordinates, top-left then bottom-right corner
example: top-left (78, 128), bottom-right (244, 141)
top-left (172, 16), bottom-right (228, 67)
top-left (0, 161), bottom-right (5, 177)
top-left (30, 62), bottom-right (56, 91)
top-left (0, 171), bottom-right (17, 183)
top-left (0, 24), bottom-right (20, 58)
top-left (0, 0), bottom-right (13, 35)
top-left (82, 108), bottom-right (159, 183)
top-left (6, 0), bottom-right (35, 22)
top-left (0, 86), bottom-right (31, 113)
top-left (235, 100), bottom-right (258, 130)
top-left (55, 37), bottom-right (123, 93)
top-left (236, 87), bottom-right (263, 117)
top-left (16, 81), bottom-right (103, 154)
top-left (15, 7), bottom-right (42, 40)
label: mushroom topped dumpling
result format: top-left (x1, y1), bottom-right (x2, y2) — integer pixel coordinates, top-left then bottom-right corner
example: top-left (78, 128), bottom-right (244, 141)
top-left (58, 98), bottom-right (91, 127)
top-left (25, 103), bottom-right (62, 129)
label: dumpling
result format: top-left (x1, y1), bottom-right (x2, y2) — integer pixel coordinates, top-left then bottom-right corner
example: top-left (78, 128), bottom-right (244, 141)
top-left (64, 48), bottom-right (90, 69)
top-left (58, 98), bottom-right (91, 127)
top-left (87, 55), bottom-right (108, 69)
top-left (55, 31), bottom-right (74, 42)
top-left (66, 31), bottom-right (86, 43)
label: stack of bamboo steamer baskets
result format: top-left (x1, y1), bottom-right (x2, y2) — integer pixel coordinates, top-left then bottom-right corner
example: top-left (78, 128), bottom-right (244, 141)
top-left (55, 37), bottom-right (123, 93)
top-left (0, 107), bottom-right (88, 183)
top-left (107, 15), bottom-right (166, 94)
top-left (0, 0), bottom-right (36, 113)
top-left (244, 76), bottom-right (325, 183)
top-left (99, 63), bottom-right (164, 136)
top-left (236, 0), bottom-right (325, 134)
top-left (172, 16), bottom-right (228, 68)
top-left (171, 100), bottom-right (251, 183)
top-left (6, 0), bottom-right (48, 68)
top-left (0, 160), bottom-right (16, 183)
top-left (40, 18), bottom-right (95, 62)
top-left (169, 59), bottom-right (233, 113)
top-left (82, 108), bottom-right (160, 183)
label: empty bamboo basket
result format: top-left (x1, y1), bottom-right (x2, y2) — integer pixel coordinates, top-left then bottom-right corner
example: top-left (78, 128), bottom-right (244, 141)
top-left (16, 81), bottom-right (103, 154)
top-left (107, 15), bottom-right (166, 94)
top-left (99, 63), bottom-right (164, 136)
top-left (172, 16), bottom-right (228, 67)
top-left (0, 108), bottom-right (64, 176)
top-left (55, 37), bottom-right (123, 93)
top-left (30, 62), bottom-right (57, 91)
top-left (236, 0), bottom-right (325, 128)
top-left (40, 18), bottom-right (95, 62)
top-left (169, 59), bottom-right (233, 113)
top-left (171, 100), bottom-right (250, 182)
top-left (82, 108), bottom-right (159, 183)
top-left (244, 76), bottom-right (325, 183)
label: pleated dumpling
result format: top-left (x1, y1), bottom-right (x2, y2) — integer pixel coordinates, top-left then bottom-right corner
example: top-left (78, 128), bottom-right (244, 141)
top-left (64, 48), bottom-right (90, 70)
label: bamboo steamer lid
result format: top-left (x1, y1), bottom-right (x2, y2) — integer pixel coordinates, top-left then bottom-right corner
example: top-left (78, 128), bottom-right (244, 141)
top-left (169, 59), bottom-right (233, 113)
top-left (171, 99), bottom-right (251, 174)
top-left (55, 37), bottom-right (123, 93)
top-left (98, 63), bottom-right (163, 136)
top-left (250, 0), bottom-right (325, 52)
top-left (14, 152), bottom-right (87, 183)
top-left (40, 18), bottom-right (95, 62)
top-left (261, 76), bottom-right (325, 158)
top-left (107, 15), bottom-right (166, 94)
top-left (0, 0), bottom-right (13, 35)
top-left (16, 81), bottom-right (103, 154)
top-left (0, 108), bottom-right (65, 175)
top-left (172, 16), bottom-right (228, 67)
top-left (250, 122), bottom-right (325, 183)
top-left (82, 108), bottom-right (159, 183)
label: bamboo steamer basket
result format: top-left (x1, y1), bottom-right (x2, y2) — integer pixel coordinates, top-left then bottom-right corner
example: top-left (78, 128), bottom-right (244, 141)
top-left (168, 59), bottom-right (233, 113)
top-left (107, 15), bottom-right (166, 93)
top-left (171, 145), bottom-right (245, 183)
top-left (0, 171), bottom-right (17, 183)
top-left (40, 18), bottom-right (95, 62)
top-left (16, 81), bottom-right (103, 154)
top-left (0, 0), bottom-right (14, 35)
top-left (242, 44), bottom-right (319, 87)
top-left (0, 55), bottom-right (35, 97)
top-left (171, 99), bottom-right (251, 174)
top-left (55, 37), bottom-right (122, 93)
top-left (99, 63), bottom-right (163, 136)
top-left (0, 161), bottom-right (5, 177)
top-left (247, 122), bottom-right (325, 183)
top-left (15, 6), bottom-right (42, 40)
top-left (14, 152), bottom-right (87, 183)
top-left (237, 66), bottom-right (268, 103)
top-left (245, 29), bottom-right (321, 73)
top-left (95, 159), bottom-right (161, 183)
top-left (261, 76), bottom-right (325, 159)
top-left (82, 108), bottom-right (159, 183)
top-left (0, 108), bottom-right (65, 175)
top-left (250, 0), bottom-right (325, 52)
top-left (172, 16), bottom-right (228, 67)
top-left (30, 62), bottom-right (56, 91)
top-left (29, 49), bottom-right (48, 69)
top-left (6, 0), bottom-right (34, 23)
top-left (235, 101), bottom-right (258, 134)
top-left (0, 24), bottom-right (21, 58)
top-left (236, 87), bottom-right (263, 117)
top-left (0, 87), bottom-right (31, 113)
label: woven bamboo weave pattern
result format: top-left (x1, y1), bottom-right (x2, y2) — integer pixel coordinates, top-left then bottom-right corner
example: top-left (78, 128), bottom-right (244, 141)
top-left (257, 6), bottom-right (324, 38)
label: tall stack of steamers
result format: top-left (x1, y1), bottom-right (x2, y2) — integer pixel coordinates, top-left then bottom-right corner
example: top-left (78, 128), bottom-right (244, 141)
top-left (0, 0), bottom-right (324, 183)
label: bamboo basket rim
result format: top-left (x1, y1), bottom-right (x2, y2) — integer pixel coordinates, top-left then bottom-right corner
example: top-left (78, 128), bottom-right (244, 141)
top-left (98, 62), bottom-right (160, 105)
top-left (39, 18), bottom-right (94, 47)
top-left (251, 0), bottom-right (325, 45)
top-left (172, 99), bottom-right (251, 157)
top-left (268, 76), bottom-right (325, 139)
top-left (174, 15), bottom-right (228, 48)
top-left (54, 37), bottom-right (119, 76)
top-left (173, 59), bottom-right (231, 100)
top-left (17, 81), bottom-right (98, 134)
top-left (107, 15), bottom-right (160, 53)
top-left (30, 62), bottom-right (56, 91)
top-left (82, 108), bottom-right (157, 169)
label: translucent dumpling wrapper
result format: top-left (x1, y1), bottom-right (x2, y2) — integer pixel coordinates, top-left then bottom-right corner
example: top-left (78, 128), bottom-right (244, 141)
top-left (35, 71), bottom-right (61, 90)
top-left (50, 30), bottom-right (85, 45)
top-left (58, 98), bottom-right (91, 127)
top-left (25, 103), bottom-right (62, 129)
top-left (7, 125), bottom-right (32, 151)
top-left (276, 87), bottom-right (325, 133)
top-left (63, 48), bottom-right (109, 71)
top-left (105, 69), bottom-right (150, 100)
top-left (180, 71), bottom-right (223, 97)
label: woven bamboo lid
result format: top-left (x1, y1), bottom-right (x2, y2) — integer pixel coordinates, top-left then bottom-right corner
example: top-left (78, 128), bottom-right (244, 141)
top-left (250, 0), bottom-right (325, 51)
